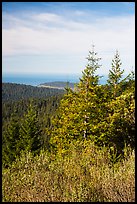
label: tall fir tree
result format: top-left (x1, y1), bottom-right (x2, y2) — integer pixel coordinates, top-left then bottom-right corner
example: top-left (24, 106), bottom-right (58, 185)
top-left (2, 114), bottom-right (20, 167)
top-left (19, 102), bottom-right (43, 154)
top-left (101, 50), bottom-right (135, 152)
top-left (78, 45), bottom-right (102, 139)
top-left (79, 44), bottom-right (101, 89)
top-left (107, 50), bottom-right (124, 98)
top-left (50, 45), bottom-right (103, 152)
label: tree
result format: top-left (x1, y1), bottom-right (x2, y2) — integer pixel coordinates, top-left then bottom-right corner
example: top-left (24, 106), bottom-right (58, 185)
top-left (79, 44), bottom-right (101, 89)
top-left (104, 50), bottom-right (135, 152)
top-left (49, 47), bottom-right (135, 156)
top-left (104, 89), bottom-right (135, 153)
top-left (19, 102), bottom-right (43, 154)
top-left (49, 45), bottom-right (103, 152)
top-left (107, 50), bottom-right (124, 98)
top-left (107, 50), bottom-right (133, 98)
top-left (78, 45), bottom-right (102, 139)
top-left (2, 114), bottom-right (20, 167)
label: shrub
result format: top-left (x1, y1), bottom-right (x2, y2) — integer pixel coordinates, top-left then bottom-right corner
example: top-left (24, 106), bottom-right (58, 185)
top-left (2, 142), bottom-right (135, 202)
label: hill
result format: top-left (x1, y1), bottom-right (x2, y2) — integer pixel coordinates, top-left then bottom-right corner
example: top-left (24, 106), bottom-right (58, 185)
top-left (2, 83), bottom-right (64, 102)
top-left (37, 81), bottom-right (77, 90)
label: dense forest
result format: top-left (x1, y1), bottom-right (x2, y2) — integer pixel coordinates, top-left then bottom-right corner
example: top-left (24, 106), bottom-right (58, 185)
top-left (2, 47), bottom-right (135, 202)
top-left (2, 82), bottom-right (64, 102)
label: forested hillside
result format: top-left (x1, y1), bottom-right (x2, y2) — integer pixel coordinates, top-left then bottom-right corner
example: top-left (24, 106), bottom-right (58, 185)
top-left (2, 82), bottom-right (64, 102)
top-left (38, 81), bottom-right (76, 89)
top-left (2, 47), bottom-right (135, 202)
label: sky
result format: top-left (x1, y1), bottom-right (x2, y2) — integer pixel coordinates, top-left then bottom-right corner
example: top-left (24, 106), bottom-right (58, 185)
top-left (2, 2), bottom-right (135, 76)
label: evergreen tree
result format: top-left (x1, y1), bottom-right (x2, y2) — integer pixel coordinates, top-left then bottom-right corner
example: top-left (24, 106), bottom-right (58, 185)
top-left (107, 50), bottom-right (124, 97)
top-left (50, 45), bottom-right (103, 152)
top-left (105, 50), bottom-right (135, 151)
top-left (107, 50), bottom-right (123, 82)
top-left (105, 89), bottom-right (135, 153)
top-left (19, 102), bottom-right (43, 154)
top-left (2, 114), bottom-right (20, 167)
top-left (78, 45), bottom-right (102, 139)
top-left (79, 44), bottom-right (101, 89)
top-left (49, 47), bottom-right (135, 156)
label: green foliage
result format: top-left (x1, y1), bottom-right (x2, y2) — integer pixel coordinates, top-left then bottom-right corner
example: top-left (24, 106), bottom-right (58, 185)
top-left (2, 142), bottom-right (135, 202)
top-left (94, 88), bottom-right (135, 152)
top-left (50, 45), bottom-right (103, 152)
top-left (2, 82), bottom-right (64, 102)
top-left (2, 115), bottom-right (20, 168)
top-left (2, 102), bottom-right (46, 167)
top-left (107, 50), bottom-right (123, 86)
top-left (79, 45), bottom-right (101, 88)
top-left (49, 47), bottom-right (135, 155)
top-left (19, 102), bottom-right (43, 154)
top-left (2, 46), bottom-right (135, 202)
top-left (107, 50), bottom-right (133, 98)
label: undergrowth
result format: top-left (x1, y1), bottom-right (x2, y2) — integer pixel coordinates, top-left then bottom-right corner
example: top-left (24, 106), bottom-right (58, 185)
top-left (2, 141), bottom-right (135, 202)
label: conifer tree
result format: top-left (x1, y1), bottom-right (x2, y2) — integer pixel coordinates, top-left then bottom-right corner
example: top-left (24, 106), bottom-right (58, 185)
top-left (79, 44), bottom-right (101, 89)
top-left (19, 102), bottom-right (43, 154)
top-left (50, 45), bottom-right (103, 152)
top-left (2, 114), bottom-right (20, 167)
top-left (107, 50), bottom-right (124, 97)
top-left (78, 45), bottom-right (102, 139)
top-left (102, 51), bottom-right (135, 152)
top-left (49, 46), bottom-right (135, 155)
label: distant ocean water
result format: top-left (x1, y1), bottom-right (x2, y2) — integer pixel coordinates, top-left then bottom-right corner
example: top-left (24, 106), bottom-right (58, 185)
top-left (2, 73), bottom-right (108, 86)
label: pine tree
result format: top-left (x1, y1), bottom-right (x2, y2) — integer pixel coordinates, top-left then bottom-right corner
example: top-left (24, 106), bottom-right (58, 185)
top-left (2, 114), bottom-right (20, 167)
top-left (107, 50), bottom-right (124, 97)
top-left (50, 45), bottom-right (103, 152)
top-left (102, 51), bottom-right (135, 152)
top-left (19, 102), bottom-right (43, 154)
top-left (49, 46), bottom-right (135, 155)
top-left (78, 45), bottom-right (102, 139)
top-left (79, 45), bottom-right (101, 89)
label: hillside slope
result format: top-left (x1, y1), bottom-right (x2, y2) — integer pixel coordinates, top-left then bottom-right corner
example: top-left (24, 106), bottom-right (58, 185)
top-left (2, 83), bottom-right (64, 102)
top-left (38, 81), bottom-right (77, 90)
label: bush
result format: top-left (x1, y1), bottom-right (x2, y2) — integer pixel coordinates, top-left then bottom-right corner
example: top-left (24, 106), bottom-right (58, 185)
top-left (2, 142), bottom-right (135, 202)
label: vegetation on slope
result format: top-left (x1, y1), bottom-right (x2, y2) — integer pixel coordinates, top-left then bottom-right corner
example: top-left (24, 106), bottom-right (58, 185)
top-left (2, 82), bottom-right (64, 102)
top-left (2, 46), bottom-right (135, 202)
top-left (2, 141), bottom-right (135, 202)
top-left (38, 81), bottom-right (76, 89)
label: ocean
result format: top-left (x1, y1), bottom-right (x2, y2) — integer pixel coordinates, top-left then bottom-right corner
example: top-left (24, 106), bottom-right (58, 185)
top-left (2, 73), bottom-right (108, 86)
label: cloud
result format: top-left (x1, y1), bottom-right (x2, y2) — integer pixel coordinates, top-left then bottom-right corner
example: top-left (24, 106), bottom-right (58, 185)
top-left (2, 9), bottom-right (135, 74)
top-left (32, 12), bottom-right (62, 23)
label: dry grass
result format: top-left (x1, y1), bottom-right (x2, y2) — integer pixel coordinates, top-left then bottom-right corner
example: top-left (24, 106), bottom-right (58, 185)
top-left (2, 141), bottom-right (135, 202)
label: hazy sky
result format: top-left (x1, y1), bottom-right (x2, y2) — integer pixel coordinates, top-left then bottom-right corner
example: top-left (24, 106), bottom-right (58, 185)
top-left (2, 2), bottom-right (135, 75)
